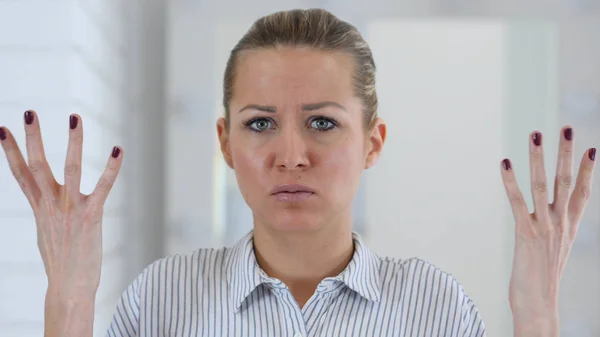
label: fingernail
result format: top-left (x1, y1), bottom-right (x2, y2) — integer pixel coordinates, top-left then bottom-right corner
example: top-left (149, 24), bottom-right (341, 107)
top-left (112, 147), bottom-right (121, 158)
top-left (24, 110), bottom-right (34, 125)
top-left (70, 115), bottom-right (78, 129)
top-left (0, 127), bottom-right (6, 141)
top-left (502, 158), bottom-right (511, 170)
top-left (533, 132), bottom-right (542, 146)
top-left (590, 148), bottom-right (596, 161)
top-left (564, 128), bottom-right (573, 141)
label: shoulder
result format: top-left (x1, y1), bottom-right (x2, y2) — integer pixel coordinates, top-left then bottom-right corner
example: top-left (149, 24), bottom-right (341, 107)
top-left (120, 247), bottom-right (233, 314)
top-left (378, 256), bottom-right (469, 297)
top-left (377, 256), bottom-right (486, 336)
top-left (137, 246), bottom-right (232, 288)
top-left (106, 247), bottom-right (234, 336)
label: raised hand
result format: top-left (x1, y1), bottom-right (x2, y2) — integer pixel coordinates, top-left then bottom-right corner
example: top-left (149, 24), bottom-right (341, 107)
top-left (0, 110), bottom-right (123, 336)
top-left (500, 126), bottom-right (596, 336)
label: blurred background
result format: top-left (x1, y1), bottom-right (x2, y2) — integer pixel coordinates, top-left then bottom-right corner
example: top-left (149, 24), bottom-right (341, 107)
top-left (0, 0), bottom-right (599, 336)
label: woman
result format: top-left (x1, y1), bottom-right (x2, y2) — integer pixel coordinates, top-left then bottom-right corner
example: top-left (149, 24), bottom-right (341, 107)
top-left (0, 8), bottom-right (596, 337)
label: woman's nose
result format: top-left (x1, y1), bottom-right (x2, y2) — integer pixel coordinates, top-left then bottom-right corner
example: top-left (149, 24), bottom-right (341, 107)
top-left (274, 128), bottom-right (310, 170)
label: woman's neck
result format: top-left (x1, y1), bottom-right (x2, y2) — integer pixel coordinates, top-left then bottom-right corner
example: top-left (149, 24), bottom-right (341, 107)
top-left (252, 220), bottom-right (354, 308)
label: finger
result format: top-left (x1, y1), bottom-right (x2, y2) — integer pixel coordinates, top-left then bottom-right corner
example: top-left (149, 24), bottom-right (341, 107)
top-left (500, 158), bottom-right (530, 224)
top-left (529, 131), bottom-right (550, 222)
top-left (0, 126), bottom-right (41, 205)
top-left (567, 148), bottom-right (596, 227)
top-left (552, 126), bottom-right (575, 215)
top-left (89, 146), bottom-right (123, 206)
top-left (64, 114), bottom-right (83, 205)
top-left (23, 110), bottom-right (57, 198)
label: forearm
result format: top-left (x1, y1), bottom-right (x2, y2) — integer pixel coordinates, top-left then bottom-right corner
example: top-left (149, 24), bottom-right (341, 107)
top-left (44, 287), bottom-right (96, 337)
top-left (513, 311), bottom-right (559, 337)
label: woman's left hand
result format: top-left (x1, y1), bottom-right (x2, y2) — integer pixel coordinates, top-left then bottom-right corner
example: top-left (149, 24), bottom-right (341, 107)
top-left (500, 126), bottom-right (596, 337)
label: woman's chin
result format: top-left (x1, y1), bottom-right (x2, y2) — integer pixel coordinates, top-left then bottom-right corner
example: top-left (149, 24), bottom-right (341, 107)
top-left (266, 212), bottom-right (324, 233)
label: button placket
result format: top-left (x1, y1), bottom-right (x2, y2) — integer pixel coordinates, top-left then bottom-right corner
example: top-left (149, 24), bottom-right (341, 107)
top-left (278, 288), bottom-right (308, 337)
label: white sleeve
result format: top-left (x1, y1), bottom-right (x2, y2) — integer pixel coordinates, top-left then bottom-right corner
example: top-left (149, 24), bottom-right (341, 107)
top-left (104, 269), bottom-right (146, 337)
top-left (458, 294), bottom-right (487, 337)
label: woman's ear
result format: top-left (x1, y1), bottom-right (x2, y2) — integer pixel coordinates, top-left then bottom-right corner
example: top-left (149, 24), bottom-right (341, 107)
top-left (365, 118), bottom-right (387, 169)
top-left (217, 118), bottom-right (234, 169)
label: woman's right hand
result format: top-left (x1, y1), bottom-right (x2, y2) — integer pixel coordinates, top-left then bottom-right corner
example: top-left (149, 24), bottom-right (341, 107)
top-left (0, 110), bottom-right (123, 298)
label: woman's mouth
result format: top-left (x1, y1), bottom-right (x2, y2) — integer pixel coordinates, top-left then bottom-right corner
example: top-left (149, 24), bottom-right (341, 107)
top-left (270, 184), bottom-right (315, 202)
top-left (273, 191), bottom-right (314, 202)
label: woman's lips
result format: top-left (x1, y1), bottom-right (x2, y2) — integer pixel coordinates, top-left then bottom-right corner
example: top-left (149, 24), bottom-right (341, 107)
top-left (273, 191), bottom-right (314, 202)
top-left (270, 184), bottom-right (315, 202)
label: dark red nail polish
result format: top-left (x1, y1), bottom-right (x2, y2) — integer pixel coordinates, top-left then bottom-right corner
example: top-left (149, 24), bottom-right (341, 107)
top-left (590, 148), bottom-right (596, 161)
top-left (564, 128), bottom-right (573, 141)
top-left (533, 132), bottom-right (542, 146)
top-left (70, 115), bottom-right (78, 129)
top-left (24, 110), bottom-right (34, 125)
top-left (0, 127), bottom-right (6, 141)
top-left (112, 147), bottom-right (121, 158)
top-left (502, 159), bottom-right (511, 170)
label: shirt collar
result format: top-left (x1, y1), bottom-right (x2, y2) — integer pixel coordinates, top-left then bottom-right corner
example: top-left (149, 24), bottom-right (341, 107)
top-left (226, 231), bottom-right (381, 312)
top-left (334, 232), bottom-right (382, 303)
top-left (226, 231), bottom-right (267, 313)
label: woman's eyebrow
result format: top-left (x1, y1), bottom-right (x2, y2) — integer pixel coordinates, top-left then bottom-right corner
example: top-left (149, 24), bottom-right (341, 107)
top-left (238, 104), bottom-right (276, 113)
top-left (238, 101), bottom-right (346, 113)
top-left (302, 101), bottom-right (347, 112)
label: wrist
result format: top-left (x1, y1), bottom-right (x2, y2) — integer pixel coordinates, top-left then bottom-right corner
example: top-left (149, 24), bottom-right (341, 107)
top-left (46, 283), bottom-right (97, 301)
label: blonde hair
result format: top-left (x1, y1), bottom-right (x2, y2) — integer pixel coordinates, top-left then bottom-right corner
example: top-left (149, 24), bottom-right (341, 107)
top-left (222, 8), bottom-right (378, 129)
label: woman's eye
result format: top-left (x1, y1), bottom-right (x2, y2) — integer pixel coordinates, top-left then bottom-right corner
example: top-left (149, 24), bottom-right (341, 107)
top-left (245, 117), bottom-right (336, 132)
top-left (310, 118), bottom-right (336, 131)
top-left (249, 118), bottom-right (272, 132)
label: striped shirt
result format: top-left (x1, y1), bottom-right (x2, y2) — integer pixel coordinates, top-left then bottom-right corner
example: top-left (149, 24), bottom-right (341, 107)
top-left (106, 231), bottom-right (486, 336)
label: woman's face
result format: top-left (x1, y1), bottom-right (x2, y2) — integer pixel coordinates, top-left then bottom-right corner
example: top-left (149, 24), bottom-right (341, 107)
top-left (218, 47), bottom-right (386, 233)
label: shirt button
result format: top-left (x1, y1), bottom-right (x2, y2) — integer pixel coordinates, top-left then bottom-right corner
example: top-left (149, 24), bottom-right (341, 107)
top-left (294, 333), bottom-right (303, 337)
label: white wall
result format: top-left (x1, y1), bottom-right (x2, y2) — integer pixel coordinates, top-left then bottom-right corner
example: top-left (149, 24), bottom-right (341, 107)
top-left (364, 20), bottom-right (558, 337)
top-left (164, 1), bottom-right (222, 254)
top-left (0, 1), bottom-right (130, 336)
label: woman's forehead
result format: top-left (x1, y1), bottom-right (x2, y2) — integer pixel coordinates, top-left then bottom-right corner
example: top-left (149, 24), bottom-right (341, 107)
top-left (232, 48), bottom-right (355, 103)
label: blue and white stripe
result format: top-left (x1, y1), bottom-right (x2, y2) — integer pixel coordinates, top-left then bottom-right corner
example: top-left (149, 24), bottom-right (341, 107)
top-left (106, 231), bottom-right (486, 336)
